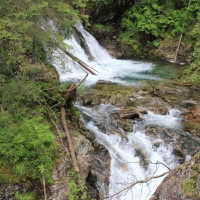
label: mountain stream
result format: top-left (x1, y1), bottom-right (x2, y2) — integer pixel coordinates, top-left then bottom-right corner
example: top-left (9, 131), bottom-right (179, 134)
top-left (51, 23), bottom-right (197, 200)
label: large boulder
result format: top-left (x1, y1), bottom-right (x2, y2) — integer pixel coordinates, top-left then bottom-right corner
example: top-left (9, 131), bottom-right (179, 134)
top-left (73, 133), bottom-right (94, 181)
top-left (87, 141), bottom-right (111, 200)
top-left (49, 133), bottom-right (94, 200)
top-left (116, 108), bottom-right (139, 119)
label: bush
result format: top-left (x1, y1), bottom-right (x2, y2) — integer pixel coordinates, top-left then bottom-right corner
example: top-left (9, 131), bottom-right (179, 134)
top-left (0, 117), bottom-right (57, 183)
top-left (66, 170), bottom-right (87, 200)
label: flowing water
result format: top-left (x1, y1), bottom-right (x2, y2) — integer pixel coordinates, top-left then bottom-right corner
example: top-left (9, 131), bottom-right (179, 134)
top-left (52, 23), bottom-right (188, 200)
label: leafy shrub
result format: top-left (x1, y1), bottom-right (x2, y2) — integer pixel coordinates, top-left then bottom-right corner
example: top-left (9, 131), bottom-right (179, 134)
top-left (0, 117), bottom-right (57, 183)
top-left (66, 170), bottom-right (87, 200)
top-left (15, 192), bottom-right (35, 200)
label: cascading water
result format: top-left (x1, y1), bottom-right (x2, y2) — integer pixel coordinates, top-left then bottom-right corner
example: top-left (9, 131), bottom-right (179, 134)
top-left (77, 103), bottom-right (179, 200)
top-left (51, 23), bottom-right (164, 86)
top-left (51, 23), bottom-right (186, 199)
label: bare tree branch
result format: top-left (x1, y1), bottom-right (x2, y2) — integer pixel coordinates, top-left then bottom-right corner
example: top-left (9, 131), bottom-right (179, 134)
top-left (105, 171), bottom-right (169, 199)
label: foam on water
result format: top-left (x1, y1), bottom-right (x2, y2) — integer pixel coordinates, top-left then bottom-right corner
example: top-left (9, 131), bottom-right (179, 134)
top-left (142, 109), bottom-right (182, 131)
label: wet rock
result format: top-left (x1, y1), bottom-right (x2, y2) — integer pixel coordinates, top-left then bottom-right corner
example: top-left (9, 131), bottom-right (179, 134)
top-left (116, 108), bottom-right (139, 119)
top-left (152, 141), bottom-right (162, 149)
top-left (152, 152), bottom-right (200, 200)
top-left (172, 145), bottom-right (186, 164)
top-left (109, 94), bottom-right (117, 105)
top-left (147, 106), bottom-right (168, 115)
top-left (73, 133), bottom-right (94, 181)
top-left (155, 36), bottom-right (178, 60)
top-left (49, 133), bottom-right (94, 200)
top-left (49, 156), bottom-right (72, 200)
top-left (137, 108), bottom-right (148, 114)
top-left (100, 98), bottom-right (107, 104)
top-left (82, 94), bottom-right (100, 106)
top-left (184, 103), bottom-right (200, 124)
top-left (89, 140), bottom-right (111, 199)
top-left (137, 90), bottom-right (151, 96)
top-left (108, 93), bottom-right (128, 106)
top-left (96, 80), bottom-right (113, 84)
top-left (178, 136), bottom-right (200, 157)
top-left (102, 43), bottom-right (123, 58)
top-left (135, 148), bottom-right (149, 169)
top-left (145, 127), bottom-right (178, 140)
top-left (145, 127), bottom-right (189, 163)
top-left (106, 130), bottom-right (127, 138)
top-left (80, 129), bottom-right (95, 141)
top-left (117, 118), bottom-right (133, 132)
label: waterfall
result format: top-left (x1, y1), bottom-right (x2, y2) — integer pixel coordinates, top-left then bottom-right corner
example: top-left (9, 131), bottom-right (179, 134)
top-left (51, 23), bottom-right (161, 86)
top-left (52, 23), bottom-right (182, 199)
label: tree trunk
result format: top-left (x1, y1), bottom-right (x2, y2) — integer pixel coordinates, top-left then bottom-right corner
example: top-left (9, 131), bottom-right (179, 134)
top-left (61, 107), bottom-right (79, 172)
top-left (174, 33), bottom-right (182, 62)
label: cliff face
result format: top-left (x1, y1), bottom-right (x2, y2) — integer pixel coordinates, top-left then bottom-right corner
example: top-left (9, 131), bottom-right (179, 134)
top-left (151, 152), bottom-right (200, 200)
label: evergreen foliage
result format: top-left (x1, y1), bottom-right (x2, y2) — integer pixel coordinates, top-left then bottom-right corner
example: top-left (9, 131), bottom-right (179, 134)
top-left (182, 11), bottom-right (200, 84)
top-left (119, 0), bottom-right (200, 84)
top-left (0, 0), bottom-right (84, 191)
top-left (120, 0), bottom-right (199, 43)
top-left (0, 117), bottom-right (57, 182)
top-left (0, 0), bottom-right (82, 72)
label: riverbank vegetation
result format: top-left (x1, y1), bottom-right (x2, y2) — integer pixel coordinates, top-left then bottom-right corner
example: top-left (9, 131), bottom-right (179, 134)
top-left (87, 0), bottom-right (200, 85)
top-left (0, 0), bottom-right (85, 198)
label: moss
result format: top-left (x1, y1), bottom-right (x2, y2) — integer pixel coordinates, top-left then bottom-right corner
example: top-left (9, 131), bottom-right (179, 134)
top-left (71, 105), bottom-right (81, 122)
top-left (191, 153), bottom-right (200, 179)
top-left (112, 90), bottom-right (127, 96)
top-left (181, 178), bottom-right (197, 198)
top-left (0, 165), bottom-right (19, 184)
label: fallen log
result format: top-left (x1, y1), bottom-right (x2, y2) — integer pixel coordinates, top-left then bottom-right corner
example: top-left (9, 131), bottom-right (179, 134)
top-left (60, 73), bottom-right (88, 172)
top-left (61, 107), bottom-right (79, 172)
top-left (60, 47), bottom-right (98, 75)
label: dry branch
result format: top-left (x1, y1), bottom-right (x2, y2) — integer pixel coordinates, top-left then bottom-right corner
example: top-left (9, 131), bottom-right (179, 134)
top-left (105, 171), bottom-right (169, 199)
top-left (61, 107), bottom-right (79, 172)
top-left (60, 72), bottom-right (89, 172)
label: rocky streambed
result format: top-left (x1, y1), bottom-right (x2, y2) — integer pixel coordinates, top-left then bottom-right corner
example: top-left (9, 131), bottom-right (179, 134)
top-left (44, 78), bottom-right (200, 200)
top-left (75, 80), bottom-right (200, 199)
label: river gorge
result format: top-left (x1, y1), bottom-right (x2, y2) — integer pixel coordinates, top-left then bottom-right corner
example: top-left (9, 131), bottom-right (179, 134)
top-left (50, 23), bottom-right (200, 200)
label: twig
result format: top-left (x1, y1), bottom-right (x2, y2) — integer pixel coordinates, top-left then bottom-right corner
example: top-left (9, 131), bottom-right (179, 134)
top-left (122, 161), bottom-right (171, 170)
top-left (145, 182), bottom-right (151, 200)
top-left (105, 171), bottom-right (169, 199)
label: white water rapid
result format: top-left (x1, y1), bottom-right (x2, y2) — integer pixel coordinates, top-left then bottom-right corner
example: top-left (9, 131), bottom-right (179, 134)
top-left (77, 104), bottom-right (179, 200)
top-left (52, 23), bottom-right (182, 200)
